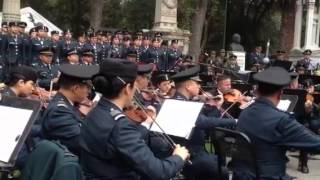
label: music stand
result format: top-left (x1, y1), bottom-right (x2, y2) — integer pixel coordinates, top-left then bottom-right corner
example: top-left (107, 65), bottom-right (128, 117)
top-left (0, 96), bottom-right (41, 169)
top-left (283, 89), bottom-right (307, 119)
top-left (272, 60), bottom-right (293, 71)
top-left (299, 75), bottom-right (320, 85)
top-left (280, 94), bottom-right (298, 113)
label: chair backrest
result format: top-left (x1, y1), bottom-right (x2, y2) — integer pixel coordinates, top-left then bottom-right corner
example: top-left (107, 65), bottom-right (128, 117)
top-left (211, 127), bottom-right (259, 179)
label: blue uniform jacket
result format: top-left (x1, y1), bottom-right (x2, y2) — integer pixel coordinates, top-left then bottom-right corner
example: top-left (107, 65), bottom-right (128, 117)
top-left (41, 92), bottom-right (82, 155)
top-left (234, 97), bottom-right (320, 180)
top-left (80, 98), bottom-right (185, 180)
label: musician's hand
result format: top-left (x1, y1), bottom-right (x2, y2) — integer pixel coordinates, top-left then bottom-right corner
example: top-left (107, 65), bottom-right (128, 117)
top-left (173, 144), bottom-right (190, 162)
top-left (52, 77), bottom-right (59, 83)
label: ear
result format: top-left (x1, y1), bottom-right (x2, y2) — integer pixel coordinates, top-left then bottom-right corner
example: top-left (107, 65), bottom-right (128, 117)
top-left (16, 79), bottom-right (25, 87)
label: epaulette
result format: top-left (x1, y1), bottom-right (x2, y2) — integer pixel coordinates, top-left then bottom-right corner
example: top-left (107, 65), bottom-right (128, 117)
top-left (110, 108), bottom-right (125, 121)
top-left (57, 100), bottom-right (68, 108)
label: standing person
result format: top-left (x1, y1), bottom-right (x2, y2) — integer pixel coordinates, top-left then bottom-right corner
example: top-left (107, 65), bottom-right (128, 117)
top-left (295, 49), bottom-right (315, 75)
top-left (232, 67), bottom-right (320, 180)
top-left (80, 58), bottom-right (190, 180)
top-left (49, 30), bottom-right (61, 64)
top-left (59, 29), bottom-right (77, 63)
top-left (3, 22), bottom-right (24, 79)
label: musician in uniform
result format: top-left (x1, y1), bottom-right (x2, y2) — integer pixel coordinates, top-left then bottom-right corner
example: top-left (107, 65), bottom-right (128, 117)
top-left (80, 58), bottom-right (189, 180)
top-left (32, 47), bottom-right (59, 90)
top-left (171, 65), bottom-right (236, 180)
top-left (41, 64), bottom-right (99, 156)
top-left (232, 67), bottom-right (320, 180)
top-left (247, 45), bottom-right (264, 70)
top-left (1, 65), bottom-right (38, 97)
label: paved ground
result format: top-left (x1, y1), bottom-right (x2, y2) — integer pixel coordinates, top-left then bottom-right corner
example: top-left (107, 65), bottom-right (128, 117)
top-left (286, 152), bottom-right (320, 180)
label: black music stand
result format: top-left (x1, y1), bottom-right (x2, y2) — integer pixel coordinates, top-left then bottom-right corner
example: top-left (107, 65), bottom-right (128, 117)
top-left (283, 89), bottom-right (307, 119)
top-left (299, 75), bottom-right (320, 85)
top-left (272, 60), bottom-right (293, 71)
top-left (280, 94), bottom-right (298, 113)
top-left (0, 96), bottom-right (41, 170)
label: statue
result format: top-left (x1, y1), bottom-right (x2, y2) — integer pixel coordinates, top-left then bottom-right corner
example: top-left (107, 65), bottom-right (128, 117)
top-left (229, 33), bottom-right (245, 52)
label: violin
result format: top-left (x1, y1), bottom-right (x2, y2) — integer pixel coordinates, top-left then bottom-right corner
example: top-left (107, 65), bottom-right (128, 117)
top-left (223, 89), bottom-right (254, 110)
top-left (30, 87), bottom-right (56, 108)
top-left (124, 103), bottom-right (155, 124)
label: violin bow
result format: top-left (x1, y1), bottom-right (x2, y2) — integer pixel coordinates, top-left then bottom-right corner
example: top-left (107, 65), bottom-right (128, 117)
top-left (199, 88), bottom-right (235, 119)
top-left (132, 94), bottom-right (192, 164)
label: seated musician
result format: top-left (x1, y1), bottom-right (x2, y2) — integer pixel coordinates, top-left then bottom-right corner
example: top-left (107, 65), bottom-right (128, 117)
top-left (41, 64), bottom-right (99, 156)
top-left (171, 65), bottom-right (236, 180)
top-left (233, 67), bottom-right (320, 180)
top-left (81, 48), bottom-right (97, 66)
top-left (1, 66), bottom-right (38, 97)
top-left (298, 79), bottom-right (320, 173)
top-left (152, 73), bottom-right (174, 106)
top-left (1, 66), bottom-right (39, 168)
top-left (80, 58), bottom-right (190, 180)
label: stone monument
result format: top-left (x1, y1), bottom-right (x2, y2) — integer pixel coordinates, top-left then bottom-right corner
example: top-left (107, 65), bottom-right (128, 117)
top-left (228, 33), bottom-right (245, 52)
top-left (2, 0), bottom-right (21, 22)
top-left (152, 0), bottom-right (191, 54)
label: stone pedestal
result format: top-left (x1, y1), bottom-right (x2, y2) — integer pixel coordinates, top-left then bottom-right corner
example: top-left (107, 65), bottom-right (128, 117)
top-left (2, 0), bottom-right (21, 22)
top-left (292, 0), bottom-right (303, 50)
top-left (303, 0), bottom-right (317, 50)
top-left (152, 0), bottom-right (191, 54)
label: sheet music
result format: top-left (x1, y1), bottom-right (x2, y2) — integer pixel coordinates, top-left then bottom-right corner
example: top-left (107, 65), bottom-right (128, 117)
top-left (150, 99), bottom-right (203, 139)
top-left (277, 99), bottom-right (291, 111)
top-left (0, 105), bottom-right (33, 163)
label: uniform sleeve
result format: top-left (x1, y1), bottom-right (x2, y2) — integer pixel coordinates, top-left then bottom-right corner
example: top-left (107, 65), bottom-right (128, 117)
top-left (42, 106), bottom-right (81, 154)
top-left (276, 115), bottom-right (320, 153)
top-left (112, 118), bottom-right (185, 180)
top-left (195, 114), bottom-right (236, 130)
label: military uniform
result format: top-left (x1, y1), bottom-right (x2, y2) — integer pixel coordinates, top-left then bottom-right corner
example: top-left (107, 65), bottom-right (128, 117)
top-left (30, 37), bottom-right (51, 63)
top-left (3, 34), bottom-right (24, 78)
top-left (41, 92), bottom-right (82, 155)
top-left (59, 40), bottom-right (77, 63)
top-left (140, 45), bottom-right (150, 63)
top-left (33, 62), bottom-right (59, 90)
top-left (83, 43), bottom-right (102, 64)
top-left (163, 47), bottom-right (182, 71)
top-left (107, 44), bottom-right (124, 59)
top-left (232, 67), bottom-right (320, 180)
top-left (170, 66), bottom-right (236, 179)
top-left (146, 46), bottom-right (164, 67)
top-left (80, 98), bottom-right (185, 180)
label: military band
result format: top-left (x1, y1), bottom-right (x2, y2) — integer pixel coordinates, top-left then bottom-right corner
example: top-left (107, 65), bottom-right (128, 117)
top-left (2, 21), bottom-right (320, 180)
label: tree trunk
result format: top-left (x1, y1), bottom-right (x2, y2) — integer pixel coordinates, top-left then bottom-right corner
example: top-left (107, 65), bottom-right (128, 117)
top-left (89, 0), bottom-right (104, 30)
top-left (279, 2), bottom-right (296, 54)
top-left (189, 0), bottom-right (208, 61)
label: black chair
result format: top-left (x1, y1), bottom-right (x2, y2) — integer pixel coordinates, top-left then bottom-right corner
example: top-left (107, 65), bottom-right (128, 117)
top-left (211, 127), bottom-right (259, 180)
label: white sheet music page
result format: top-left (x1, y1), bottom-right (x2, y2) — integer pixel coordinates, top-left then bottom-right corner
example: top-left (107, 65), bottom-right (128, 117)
top-left (0, 105), bottom-right (33, 163)
top-left (150, 99), bottom-right (204, 139)
top-left (277, 99), bottom-right (291, 111)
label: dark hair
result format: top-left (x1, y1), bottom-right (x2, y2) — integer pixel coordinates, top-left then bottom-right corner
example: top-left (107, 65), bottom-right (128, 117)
top-left (217, 75), bottom-right (231, 83)
top-left (257, 82), bottom-right (283, 96)
top-left (5, 73), bottom-right (26, 86)
top-left (93, 75), bottom-right (135, 99)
